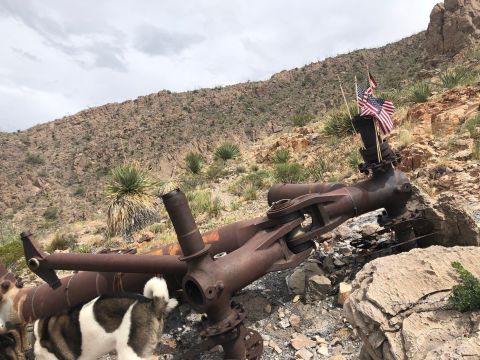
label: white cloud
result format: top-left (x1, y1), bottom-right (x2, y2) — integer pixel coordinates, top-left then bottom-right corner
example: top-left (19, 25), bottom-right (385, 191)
top-left (0, 0), bottom-right (439, 132)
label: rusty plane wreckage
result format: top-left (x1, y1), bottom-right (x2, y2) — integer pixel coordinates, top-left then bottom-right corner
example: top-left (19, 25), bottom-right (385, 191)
top-left (0, 115), bottom-right (435, 359)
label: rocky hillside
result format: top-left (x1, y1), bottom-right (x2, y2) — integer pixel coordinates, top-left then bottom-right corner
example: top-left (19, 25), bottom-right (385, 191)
top-left (0, 31), bottom-right (444, 231)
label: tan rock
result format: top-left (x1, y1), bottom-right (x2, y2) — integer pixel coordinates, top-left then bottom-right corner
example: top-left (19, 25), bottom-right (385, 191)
top-left (291, 334), bottom-right (316, 350)
top-left (344, 246), bottom-right (480, 360)
top-left (295, 348), bottom-right (314, 360)
top-left (337, 282), bottom-right (352, 306)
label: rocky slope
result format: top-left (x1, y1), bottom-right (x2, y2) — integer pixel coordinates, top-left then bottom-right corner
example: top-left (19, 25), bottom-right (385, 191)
top-left (0, 30), bottom-right (442, 231)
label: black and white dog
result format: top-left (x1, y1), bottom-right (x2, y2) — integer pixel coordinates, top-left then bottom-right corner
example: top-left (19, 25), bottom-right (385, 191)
top-left (33, 277), bottom-right (177, 360)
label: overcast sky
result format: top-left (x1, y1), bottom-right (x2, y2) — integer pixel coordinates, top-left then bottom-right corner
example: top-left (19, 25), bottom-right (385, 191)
top-left (0, 0), bottom-right (439, 132)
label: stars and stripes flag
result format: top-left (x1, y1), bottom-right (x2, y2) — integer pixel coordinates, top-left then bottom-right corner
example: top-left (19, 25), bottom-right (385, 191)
top-left (356, 86), bottom-right (395, 135)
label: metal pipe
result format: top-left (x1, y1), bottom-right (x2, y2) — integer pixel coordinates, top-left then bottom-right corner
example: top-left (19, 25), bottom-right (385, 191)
top-left (37, 253), bottom-right (186, 273)
top-left (162, 189), bottom-right (206, 257)
top-left (267, 182), bottom-right (345, 205)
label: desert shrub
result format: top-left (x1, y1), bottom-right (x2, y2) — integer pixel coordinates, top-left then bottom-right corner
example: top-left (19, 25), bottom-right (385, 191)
top-left (449, 261), bottom-right (480, 312)
top-left (229, 171), bottom-right (270, 199)
top-left (147, 223), bottom-right (164, 234)
top-left (106, 162), bottom-right (159, 237)
top-left (205, 161), bottom-right (226, 181)
top-left (309, 158), bottom-right (334, 182)
top-left (186, 190), bottom-right (222, 218)
top-left (184, 152), bottom-right (203, 174)
top-left (25, 153), bottom-right (45, 166)
top-left (73, 186), bottom-right (86, 197)
top-left (378, 89), bottom-right (403, 107)
top-left (347, 150), bottom-right (362, 170)
top-left (214, 142), bottom-right (240, 161)
top-left (72, 244), bottom-right (92, 253)
top-left (440, 67), bottom-right (478, 89)
top-left (0, 224), bottom-right (23, 269)
top-left (235, 165), bottom-right (246, 174)
top-left (410, 82), bottom-right (431, 103)
top-left (271, 149), bottom-right (290, 164)
top-left (292, 113), bottom-right (314, 127)
top-left (274, 162), bottom-right (306, 183)
top-left (322, 102), bottom-right (358, 138)
top-left (47, 232), bottom-right (77, 252)
top-left (463, 115), bottom-right (480, 136)
top-left (43, 207), bottom-right (59, 221)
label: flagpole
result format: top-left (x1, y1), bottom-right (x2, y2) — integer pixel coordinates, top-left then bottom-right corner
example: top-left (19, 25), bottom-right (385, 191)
top-left (337, 75), bottom-right (356, 135)
top-left (366, 66), bottom-right (382, 163)
top-left (354, 75), bottom-right (360, 113)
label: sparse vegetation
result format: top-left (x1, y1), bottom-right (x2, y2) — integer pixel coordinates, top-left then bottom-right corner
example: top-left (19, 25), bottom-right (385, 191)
top-left (291, 112), bottom-right (314, 127)
top-left (186, 190), bottom-right (222, 218)
top-left (184, 152), bottom-right (203, 174)
top-left (347, 150), bottom-right (362, 170)
top-left (309, 158), bottom-right (334, 182)
top-left (274, 162), bottom-right (306, 183)
top-left (410, 82), bottom-right (432, 103)
top-left (205, 161), bottom-right (226, 181)
top-left (271, 149), bottom-right (290, 164)
top-left (106, 162), bottom-right (159, 238)
top-left (322, 102), bottom-right (358, 138)
top-left (47, 232), bottom-right (77, 252)
top-left (214, 142), bottom-right (240, 161)
top-left (25, 153), bottom-right (45, 166)
top-left (440, 67), bottom-right (478, 89)
top-left (229, 170), bottom-right (270, 199)
top-left (73, 186), bottom-right (86, 197)
top-left (449, 261), bottom-right (480, 312)
top-left (43, 206), bottom-right (59, 221)
top-left (0, 223), bottom-right (23, 270)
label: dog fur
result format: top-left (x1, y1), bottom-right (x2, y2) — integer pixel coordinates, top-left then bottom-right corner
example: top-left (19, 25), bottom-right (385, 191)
top-left (33, 277), bottom-right (177, 360)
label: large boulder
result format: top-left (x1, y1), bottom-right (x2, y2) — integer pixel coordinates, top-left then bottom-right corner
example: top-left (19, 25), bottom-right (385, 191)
top-left (426, 0), bottom-right (480, 56)
top-left (344, 246), bottom-right (480, 360)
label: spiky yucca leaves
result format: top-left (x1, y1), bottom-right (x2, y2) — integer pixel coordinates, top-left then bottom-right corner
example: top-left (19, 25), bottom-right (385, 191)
top-left (106, 163), bottom-right (159, 239)
top-left (214, 142), bottom-right (240, 161)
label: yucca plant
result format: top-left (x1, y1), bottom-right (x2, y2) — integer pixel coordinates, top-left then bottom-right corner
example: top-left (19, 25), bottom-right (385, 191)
top-left (271, 148), bottom-right (290, 164)
top-left (440, 67), bottom-right (477, 89)
top-left (322, 102), bottom-right (359, 138)
top-left (184, 152), bottom-right (203, 174)
top-left (106, 162), bottom-right (159, 240)
top-left (410, 82), bottom-right (432, 103)
top-left (214, 142), bottom-right (240, 161)
top-left (291, 113), bottom-right (314, 127)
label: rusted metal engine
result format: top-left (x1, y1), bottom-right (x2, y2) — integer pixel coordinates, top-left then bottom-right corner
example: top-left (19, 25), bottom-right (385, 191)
top-left (0, 116), bottom-right (429, 359)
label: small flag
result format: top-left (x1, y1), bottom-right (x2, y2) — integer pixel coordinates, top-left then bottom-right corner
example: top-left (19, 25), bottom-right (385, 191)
top-left (357, 85), bottom-right (395, 135)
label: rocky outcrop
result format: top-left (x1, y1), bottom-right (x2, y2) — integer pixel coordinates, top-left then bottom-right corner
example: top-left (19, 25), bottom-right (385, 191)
top-left (426, 0), bottom-right (480, 56)
top-left (344, 246), bottom-right (480, 360)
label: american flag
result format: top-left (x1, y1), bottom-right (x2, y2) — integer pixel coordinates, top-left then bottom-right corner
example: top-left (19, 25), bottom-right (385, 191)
top-left (356, 86), bottom-right (395, 135)
top-left (368, 71), bottom-right (377, 90)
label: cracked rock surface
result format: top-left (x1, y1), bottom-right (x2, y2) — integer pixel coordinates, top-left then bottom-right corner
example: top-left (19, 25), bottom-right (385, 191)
top-left (344, 246), bottom-right (480, 360)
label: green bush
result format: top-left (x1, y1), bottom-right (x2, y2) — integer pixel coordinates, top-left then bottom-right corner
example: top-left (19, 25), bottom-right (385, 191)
top-left (271, 149), bottom-right (290, 164)
top-left (347, 150), bottom-right (362, 170)
top-left (410, 82), bottom-right (432, 103)
top-left (440, 67), bottom-right (478, 89)
top-left (229, 170), bottom-right (270, 199)
top-left (47, 232), bottom-right (77, 252)
top-left (274, 162), bottom-right (306, 183)
top-left (106, 162), bottom-right (159, 237)
top-left (43, 206), bottom-right (59, 221)
top-left (25, 153), bottom-right (45, 166)
top-left (73, 186), bottom-right (86, 197)
top-left (0, 225), bottom-right (23, 269)
top-left (205, 161), bottom-right (226, 181)
top-left (463, 115), bottom-right (480, 137)
top-left (309, 158), bottom-right (334, 182)
top-left (186, 190), bottom-right (222, 218)
top-left (322, 102), bottom-right (359, 138)
top-left (184, 152), bottom-right (203, 174)
top-left (449, 261), bottom-right (480, 312)
top-left (214, 142), bottom-right (240, 161)
top-left (292, 113), bottom-right (314, 127)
